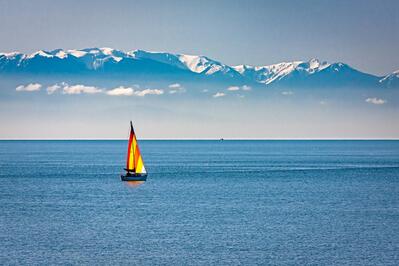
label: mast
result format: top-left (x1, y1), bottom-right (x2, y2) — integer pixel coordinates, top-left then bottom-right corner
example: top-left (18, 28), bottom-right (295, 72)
top-left (130, 121), bottom-right (135, 172)
top-left (126, 121), bottom-right (135, 172)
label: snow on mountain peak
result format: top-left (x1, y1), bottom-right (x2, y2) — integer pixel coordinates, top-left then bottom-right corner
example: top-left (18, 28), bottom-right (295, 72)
top-left (50, 48), bottom-right (125, 62)
top-left (67, 49), bottom-right (88, 58)
top-left (23, 48), bottom-right (130, 61)
top-left (130, 50), bottom-right (232, 75)
top-left (178, 54), bottom-right (211, 73)
top-left (27, 50), bottom-right (53, 59)
top-left (232, 65), bottom-right (246, 74)
top-left (0, 51), bottom-right (22, 58)
top-left (232, 59), bottom-right (334, 84)
top-left (54, 50), bottom-right (68, 59)
top-left (296, 58), bottom-right (330, 73)
top-left (379, 69), bottom-right (399, 85)
top-left (99, 47), bottom-right (114, 55)
top-left (177, 54), bottom-right (236, 75)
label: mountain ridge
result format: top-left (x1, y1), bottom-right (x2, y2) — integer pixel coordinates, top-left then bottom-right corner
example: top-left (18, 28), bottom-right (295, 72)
top-left (0, 48), bottom-right (397, 88)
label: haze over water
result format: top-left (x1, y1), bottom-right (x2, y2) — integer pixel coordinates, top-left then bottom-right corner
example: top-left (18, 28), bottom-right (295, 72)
top-left (1, 140), bottom-right (399, 265)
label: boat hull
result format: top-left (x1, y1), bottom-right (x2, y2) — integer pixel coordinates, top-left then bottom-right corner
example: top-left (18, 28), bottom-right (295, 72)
top-left (121, 173), bottom-right (147, 182)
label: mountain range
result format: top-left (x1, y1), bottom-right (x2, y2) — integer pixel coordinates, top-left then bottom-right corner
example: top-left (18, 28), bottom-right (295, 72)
top-left (0, 48), bottom-right (398, 88)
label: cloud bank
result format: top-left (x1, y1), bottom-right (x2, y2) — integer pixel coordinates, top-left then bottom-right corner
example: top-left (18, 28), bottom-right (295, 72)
top-left (33, 83), bottom-right (165, 97)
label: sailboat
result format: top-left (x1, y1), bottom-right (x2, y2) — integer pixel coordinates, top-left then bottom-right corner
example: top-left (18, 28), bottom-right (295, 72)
top-left (121, 121), bottom-right (147, 181)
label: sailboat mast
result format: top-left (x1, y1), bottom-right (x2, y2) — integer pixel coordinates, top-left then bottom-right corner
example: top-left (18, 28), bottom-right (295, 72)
top-left (126, 121), bottom-right (135, 172)
top-left (130, 121), bottom-right (135, 172)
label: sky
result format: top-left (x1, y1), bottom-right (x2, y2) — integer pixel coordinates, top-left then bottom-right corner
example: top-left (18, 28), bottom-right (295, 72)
top-left (0, 0), bottom-right (398, 75)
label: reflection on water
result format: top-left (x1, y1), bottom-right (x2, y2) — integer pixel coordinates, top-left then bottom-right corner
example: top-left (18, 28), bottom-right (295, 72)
top-left (124, 181), bottom-right (145, 188)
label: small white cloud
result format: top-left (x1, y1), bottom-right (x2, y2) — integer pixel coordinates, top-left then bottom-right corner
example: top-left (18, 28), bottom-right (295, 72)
top-left (106, 86), bottom-right (134, 96)
top-left (227, 86), bottom-right (240, 91)
top-left (134, 88), bottom-right (164, 97)
top-left (168, 83), bottom-right (181, 89)
top-left (202, 89), bottom-right (209, 93)
top-left (213, 92), bottom-right (226, 98)
top-left (16, 83), bottom-right (42, 92)
top-left (282, 91), bottom-right (294, 96)
top-left (242, 85), bottom-right (251, 91)
top-left (366, 97), bottom-right (386, 105)
top-left (63, 84), bottom-right (102, 94)
top-left (227, 85), bottom-right (251, 91)
top-left (168, 83), bottom-right (185, 94)
top-left (46, 84), bottom-right (61, 94)
top-left (319, 100), bottom-right (327, 105)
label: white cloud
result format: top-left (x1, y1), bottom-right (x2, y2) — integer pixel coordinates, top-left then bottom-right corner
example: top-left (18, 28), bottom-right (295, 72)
top-left (202, 89), bottom-right (209, 93)
top-left (242, 85), bottom-right (251, 91)
top-left (227, 86), bottom-right (240, 91)
top-left (44, 83), bottom-right (164, 97)
top-left (46, 84), bottom-right (61, 94)
top-left (282, 91), bottom-right (294, 96)
top-left (106, 86), bottom-right (134, 96)
top-left (168, 83), bottom-right (181, 89)
top-left (134, 88), bottom-right (164, 97)
top-left (227, 85), bottom-right (251, 91)
top-left (63, 84), bottom-right (102, 94)
top-left (366, 97), bottom-right (386, 105)
top-left (168, 83), bottom-right (185, 94)
top-left (16, 83), bottom-right (42, 92)
top-left (213, 92), bottom-right (226, 98)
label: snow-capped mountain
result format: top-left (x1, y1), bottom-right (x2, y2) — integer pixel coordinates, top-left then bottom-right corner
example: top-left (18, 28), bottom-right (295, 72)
top-left (233, 59), bottom-right (331, 84)
top-left (0, 48), bottom-right (397, 88)
top-left (233, 59), bottom-right (380, 87)
top-left (0, 48), bottom-right (190, 75)
top-left (0, 48), bottom-right (236, 76)
top-left (130, 50), bottom-right (242, 78)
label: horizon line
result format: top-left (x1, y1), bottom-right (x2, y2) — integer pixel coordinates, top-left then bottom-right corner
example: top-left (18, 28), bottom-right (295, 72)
top-left (1, 138), bottom-right (399, 141)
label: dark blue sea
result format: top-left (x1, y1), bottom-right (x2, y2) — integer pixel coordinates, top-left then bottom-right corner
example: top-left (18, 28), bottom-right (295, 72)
top-left (1, 140), bottom-right (399, 265)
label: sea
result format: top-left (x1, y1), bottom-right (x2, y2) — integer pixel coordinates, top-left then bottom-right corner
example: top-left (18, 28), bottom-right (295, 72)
top-left (1, 140), bottom-right (399, 265)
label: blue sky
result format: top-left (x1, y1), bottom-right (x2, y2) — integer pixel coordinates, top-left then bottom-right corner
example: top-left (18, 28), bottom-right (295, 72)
top-left (0, 0), bottom-right (398, 75)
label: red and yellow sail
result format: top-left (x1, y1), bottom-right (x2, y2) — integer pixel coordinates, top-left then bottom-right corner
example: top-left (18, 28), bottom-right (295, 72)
top-left (126, 122), bottom-right (146, 174)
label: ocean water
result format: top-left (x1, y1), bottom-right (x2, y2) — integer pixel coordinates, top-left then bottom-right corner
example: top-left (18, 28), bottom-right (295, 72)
top-left (1, 140), bottom-right (399, 265)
